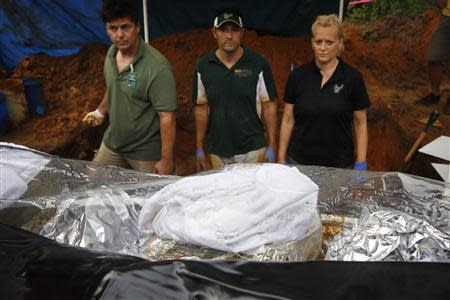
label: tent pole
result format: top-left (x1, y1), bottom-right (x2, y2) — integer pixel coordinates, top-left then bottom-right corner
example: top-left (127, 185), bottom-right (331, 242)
top-left (143, 0), bottom-right (149, 43)
top-left (339, 0), bottom-right (344, 21)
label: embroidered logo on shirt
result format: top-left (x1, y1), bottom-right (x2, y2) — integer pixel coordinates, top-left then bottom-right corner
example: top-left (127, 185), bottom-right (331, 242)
top-left (128, 64), bottom-right (137, 88)
top-left (333, 84), bottom-right (344, 94)
top-left (234, 69), bottom-right (252, 77)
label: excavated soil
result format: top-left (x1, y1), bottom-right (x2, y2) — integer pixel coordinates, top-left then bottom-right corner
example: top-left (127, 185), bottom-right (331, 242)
top-left (1, 10), bottom-right (449, 178)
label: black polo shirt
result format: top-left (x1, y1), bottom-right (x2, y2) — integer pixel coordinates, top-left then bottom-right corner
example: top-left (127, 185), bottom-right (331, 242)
top-left (284, 59), bottom-right (370, 167)
top-left (193, 47), bottom-right (277, 157)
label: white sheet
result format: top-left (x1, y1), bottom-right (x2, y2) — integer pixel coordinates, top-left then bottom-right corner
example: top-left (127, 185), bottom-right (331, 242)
top-left (139, 164), bottom-right (319, 253)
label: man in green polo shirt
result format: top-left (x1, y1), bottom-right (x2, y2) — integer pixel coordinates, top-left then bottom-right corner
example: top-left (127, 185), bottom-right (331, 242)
top-left (193, 8), bottom-right (278, 171)
top-left (82, 0), bottom-right (176, 174)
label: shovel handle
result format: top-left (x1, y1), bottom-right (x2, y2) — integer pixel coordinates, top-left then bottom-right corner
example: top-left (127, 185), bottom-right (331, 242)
top-left (404, 132), bottom-right (426, 164)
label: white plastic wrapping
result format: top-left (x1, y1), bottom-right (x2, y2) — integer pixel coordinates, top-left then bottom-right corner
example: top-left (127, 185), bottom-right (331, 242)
top-left (0, 142), bottom-right (50, 199)
top-left (138, 164), bottom-right (319, 253)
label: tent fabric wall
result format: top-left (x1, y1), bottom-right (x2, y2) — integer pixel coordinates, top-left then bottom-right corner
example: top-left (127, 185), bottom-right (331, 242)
top-left (148, 0), bottom-right (347, 38)
top-left (0, 0), bottom-right (109, 70)
top-left (0, 0), bottom-right (348, 71)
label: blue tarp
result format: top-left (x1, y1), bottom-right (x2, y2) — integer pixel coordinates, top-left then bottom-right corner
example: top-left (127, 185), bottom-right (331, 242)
top-left (0, 0), bottom-right (347, 71)
top-left (0, 0), bottom-right (108, 70)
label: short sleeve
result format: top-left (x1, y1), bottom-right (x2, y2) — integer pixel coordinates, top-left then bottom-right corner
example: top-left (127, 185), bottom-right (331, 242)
top-left (283, 71), bottom-right (297, 104)
top-left (259, 59), bottom-right (277, 101)
top-left (192, 62), bottom-right (208, 105)
top-left (350, 72), bottom-right (370, 110)
top-left (149, 68), bottom-right (177, 112)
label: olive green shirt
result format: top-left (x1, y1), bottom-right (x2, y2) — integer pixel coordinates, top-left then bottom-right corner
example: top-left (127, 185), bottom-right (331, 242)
top-left (192, 47), bottom-right (277, 157)
top-left (103, 39), bottom-right (176, 161)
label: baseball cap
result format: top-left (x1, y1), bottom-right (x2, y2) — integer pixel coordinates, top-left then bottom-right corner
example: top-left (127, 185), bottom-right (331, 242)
top-left (213, 11), bottom-right (243, 28)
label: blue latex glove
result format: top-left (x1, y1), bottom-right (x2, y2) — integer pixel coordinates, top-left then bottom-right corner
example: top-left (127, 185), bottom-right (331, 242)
top-left (354, 161), bottom-right (367, 170)
top-left (353, 161), bottom-right (368, 185)
top-left (195, 148), bottom-right (212, 171)
top-left (195, 148), bottom-right (205, 158)
top-left (265, 146), bottom-right (275, 163)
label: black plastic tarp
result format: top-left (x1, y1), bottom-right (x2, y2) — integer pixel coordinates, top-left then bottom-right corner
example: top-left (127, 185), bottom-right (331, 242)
top-left (1, 223), bottom-right (449, 300)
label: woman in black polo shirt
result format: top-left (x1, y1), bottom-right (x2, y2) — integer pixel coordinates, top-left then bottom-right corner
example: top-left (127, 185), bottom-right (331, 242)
top-left (277, 14), bottom-right (370, 169)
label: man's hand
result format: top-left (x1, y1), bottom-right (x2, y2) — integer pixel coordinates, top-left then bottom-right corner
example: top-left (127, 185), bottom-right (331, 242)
top-left (154, 159), bottom-right (174, 175)
top-left (265, 146), bottom-right (276, 163)
top-left (82, 109), bottom-right (105, 126)
top-left (195, 148), bottom-right (212, 171)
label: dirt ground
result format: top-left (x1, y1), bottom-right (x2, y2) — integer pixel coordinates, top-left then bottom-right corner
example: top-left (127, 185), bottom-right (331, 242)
top-left (1, 10), bottom-right (449, 178)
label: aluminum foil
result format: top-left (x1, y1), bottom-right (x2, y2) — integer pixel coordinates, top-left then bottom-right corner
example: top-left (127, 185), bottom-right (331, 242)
top-left (309, 169), bottom-right (450, 262)
top-left (326, 209), bottom-right (450, 261)
top-left (1, 143), bottom-right (449, 262)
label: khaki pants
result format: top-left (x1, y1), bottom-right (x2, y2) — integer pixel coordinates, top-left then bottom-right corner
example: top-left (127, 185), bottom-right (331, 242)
top-left (209, 147), bottom-right (267, 169)
top-left (94, 142), bottom-right (157, 172)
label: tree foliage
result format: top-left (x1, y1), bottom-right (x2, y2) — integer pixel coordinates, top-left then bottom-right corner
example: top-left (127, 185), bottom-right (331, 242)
top-left (347, 0), bottom-right (436, 23)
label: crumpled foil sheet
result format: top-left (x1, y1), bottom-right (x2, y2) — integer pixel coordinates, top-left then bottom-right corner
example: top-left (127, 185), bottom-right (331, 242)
top-left (1, 143), bottom-right (449, 262)
top-left (326, 209), bottom-right (450, 261)
top-left (310, 169), bottom-right (450, 262)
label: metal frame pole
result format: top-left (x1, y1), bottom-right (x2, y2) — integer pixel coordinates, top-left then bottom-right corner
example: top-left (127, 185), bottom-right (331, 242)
top-left (339, 0), bottom-right (344, 21)
top-left (143, 0), bottom-right (149, 43)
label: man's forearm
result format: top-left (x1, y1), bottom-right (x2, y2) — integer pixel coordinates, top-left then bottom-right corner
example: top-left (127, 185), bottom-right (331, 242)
top-left (195, 104), bottom-right (209, 150)
top-left (98, 91), bottom-right (108, 115)
top-left (262, 101), bottom-right (278, 148)
top-left (159, 111), bottom-right (176, 162)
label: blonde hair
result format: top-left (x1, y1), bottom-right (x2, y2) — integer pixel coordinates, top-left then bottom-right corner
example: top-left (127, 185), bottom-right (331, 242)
top-left (311, 14), bottom-right (344, 54)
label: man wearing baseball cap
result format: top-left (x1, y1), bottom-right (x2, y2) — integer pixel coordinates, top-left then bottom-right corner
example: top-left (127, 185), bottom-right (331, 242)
top-left (192, 8), bottom-right (278, 170)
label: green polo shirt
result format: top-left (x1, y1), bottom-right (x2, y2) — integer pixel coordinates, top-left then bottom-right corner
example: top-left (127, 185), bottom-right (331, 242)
top-left (103, 39), bottom-right (176, 161)
top-left (192, 47), bottom-right (277, 157)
